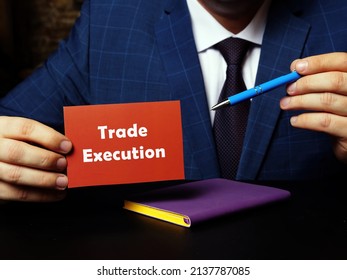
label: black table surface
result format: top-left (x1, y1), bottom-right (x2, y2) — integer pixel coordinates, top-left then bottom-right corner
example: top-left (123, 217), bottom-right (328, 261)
top-left (1, 180), bottom-right (346, 260)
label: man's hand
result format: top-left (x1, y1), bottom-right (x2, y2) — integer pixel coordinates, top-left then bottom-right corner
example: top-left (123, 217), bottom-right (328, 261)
top-left (0, 116), bottom-right (72, 202)
top-left (280, 52), bottom-right (347, 164)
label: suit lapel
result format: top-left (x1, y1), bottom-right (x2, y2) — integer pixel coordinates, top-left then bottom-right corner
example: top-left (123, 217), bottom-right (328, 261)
top-left (238, 2), bottom-right (311, 180)
top-left (154, 0), bottom-right (220, 179)
top-left (155, 0), bottom-right (312, 180)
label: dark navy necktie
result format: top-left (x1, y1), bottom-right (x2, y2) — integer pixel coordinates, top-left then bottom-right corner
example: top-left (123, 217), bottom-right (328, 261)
top-left (213, 37), bottom-right (251, 179)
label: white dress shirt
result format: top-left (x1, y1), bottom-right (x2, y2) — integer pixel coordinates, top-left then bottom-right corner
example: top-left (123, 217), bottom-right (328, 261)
top-left (186, 0), bottom-right (271, 121)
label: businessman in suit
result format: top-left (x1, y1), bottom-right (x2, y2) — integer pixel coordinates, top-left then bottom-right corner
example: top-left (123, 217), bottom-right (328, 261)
top-left (0, 0), bottom-right (347, 202)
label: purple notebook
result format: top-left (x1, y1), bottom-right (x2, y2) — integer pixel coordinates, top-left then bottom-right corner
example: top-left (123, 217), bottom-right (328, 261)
top-left (123, 178), bottom-right (291, 227)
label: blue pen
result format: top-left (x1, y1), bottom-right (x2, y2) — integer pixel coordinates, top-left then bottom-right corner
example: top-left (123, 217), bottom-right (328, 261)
top-left (211, 71), bottom-right (301, 110)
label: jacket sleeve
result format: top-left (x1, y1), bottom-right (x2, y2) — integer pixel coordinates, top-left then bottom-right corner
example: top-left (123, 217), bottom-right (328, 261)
top-left (0, 0), bottom-right (91, 133)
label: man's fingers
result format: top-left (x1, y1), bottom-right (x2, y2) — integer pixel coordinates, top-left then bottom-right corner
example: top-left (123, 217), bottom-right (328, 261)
top-left (287, 72), bottom-right (347, 96)
top-left (289, 112), bottom-right (347, 164)
top-left (291, 52), bottom-right (347, 75)
top-left (0, 116), bottom-right (72, 154)
top-left (0, 138), bottom-right (67, 172)
top-left (280, 92), bottom-right (347, 117)
top-left (0, 162), bottom-right (68, 190)
top-left (0, 117), bottom-right (70, 202)
top-left (289, 112), bottom-right (346, 137)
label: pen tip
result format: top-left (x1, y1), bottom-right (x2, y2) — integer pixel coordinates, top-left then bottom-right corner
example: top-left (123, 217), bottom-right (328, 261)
top-left (211, 99), bottom-right (230, 110)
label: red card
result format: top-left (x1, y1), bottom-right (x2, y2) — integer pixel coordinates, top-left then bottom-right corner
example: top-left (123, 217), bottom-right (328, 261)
top-left (63, 101), bottom-right (185, 188)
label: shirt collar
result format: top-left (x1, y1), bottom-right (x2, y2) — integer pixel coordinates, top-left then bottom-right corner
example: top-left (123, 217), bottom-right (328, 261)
top-left (187, 0), bottom-right (271, 53)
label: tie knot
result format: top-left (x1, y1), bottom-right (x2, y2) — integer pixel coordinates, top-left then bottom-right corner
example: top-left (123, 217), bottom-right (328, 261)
top-left (215, 37), bottom-right (251, 65)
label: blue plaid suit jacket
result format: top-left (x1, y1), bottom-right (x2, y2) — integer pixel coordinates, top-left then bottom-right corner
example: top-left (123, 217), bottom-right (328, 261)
top-left (1, 0), bottom-right (347, 180)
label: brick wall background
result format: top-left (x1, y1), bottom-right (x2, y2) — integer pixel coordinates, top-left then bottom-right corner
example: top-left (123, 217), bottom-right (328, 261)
top-left (0, 0), bottom-right (83, 93)
top-left (13, 0), bottom-right (84, 72)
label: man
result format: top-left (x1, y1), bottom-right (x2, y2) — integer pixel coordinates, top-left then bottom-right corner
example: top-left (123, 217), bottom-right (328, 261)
top-left (0, 0), bottom-right (347, 202)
